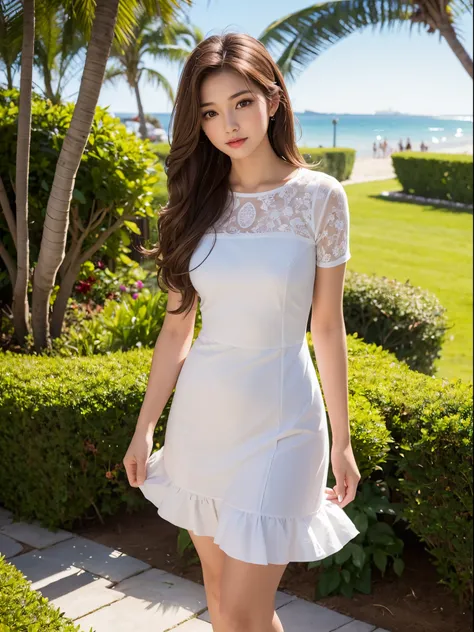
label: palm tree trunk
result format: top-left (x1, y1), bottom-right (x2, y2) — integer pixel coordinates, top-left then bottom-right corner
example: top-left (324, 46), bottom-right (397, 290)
top-left (42, 64), bottom-right (55, 102)
top-left (31, 0), bottom-right (120, 351)
top-left (134, 82), bottom-right (148, 139)
top-left (12, 0), bottom-right (35, 346)
top-left (439, 20), bottom-right (473, 79)
top-left (6, 64), bottom-right (14, 89)
top-left (50, 259), bottom-right (82, 339)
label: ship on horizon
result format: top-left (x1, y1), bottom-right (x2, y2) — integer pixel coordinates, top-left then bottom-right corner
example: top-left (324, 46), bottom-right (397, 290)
top-left (374, 108), bottom-right (403, 115)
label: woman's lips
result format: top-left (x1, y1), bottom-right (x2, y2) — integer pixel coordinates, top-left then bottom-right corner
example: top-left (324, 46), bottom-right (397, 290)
top-left (226, 138), bottom-right (247, 148)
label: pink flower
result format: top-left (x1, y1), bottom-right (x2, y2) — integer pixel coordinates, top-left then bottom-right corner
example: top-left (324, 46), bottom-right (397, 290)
top-left (132, 293), bottom-right (139, 299)
top-left (135, 280), bottom-right (144, 289)
top-left (119, 284), bottom-right (127, 292)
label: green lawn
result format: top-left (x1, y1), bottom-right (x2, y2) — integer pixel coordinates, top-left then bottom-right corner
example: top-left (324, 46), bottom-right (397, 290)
top-left (344, 178), bottom-right (473, 382)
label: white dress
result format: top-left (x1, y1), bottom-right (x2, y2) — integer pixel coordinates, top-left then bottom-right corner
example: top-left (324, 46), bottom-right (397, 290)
top-left (139, 167), bottom-right (360, 565)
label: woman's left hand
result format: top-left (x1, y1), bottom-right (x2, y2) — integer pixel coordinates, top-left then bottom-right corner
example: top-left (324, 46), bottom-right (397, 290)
top-left (325, 443), bottom-right (361, 509)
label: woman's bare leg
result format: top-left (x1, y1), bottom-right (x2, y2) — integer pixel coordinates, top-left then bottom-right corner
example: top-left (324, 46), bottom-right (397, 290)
top-left (188, 530), bottom-right (226, 629)
top-left (188, 530), bottom-right (286, 631)
top-left (218, 551), bottom-right (287, 632)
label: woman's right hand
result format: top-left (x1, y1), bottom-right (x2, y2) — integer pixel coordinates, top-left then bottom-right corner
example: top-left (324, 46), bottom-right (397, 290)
top-left (123, 429), bottom-right (154, 487)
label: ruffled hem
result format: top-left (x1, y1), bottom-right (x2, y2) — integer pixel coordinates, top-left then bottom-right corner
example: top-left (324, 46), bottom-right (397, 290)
top-left (138, 448), bottom-right (360, 566)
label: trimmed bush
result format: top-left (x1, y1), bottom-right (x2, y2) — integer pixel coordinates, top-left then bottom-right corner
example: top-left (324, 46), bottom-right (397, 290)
top-left (0, 554), bottom-right (88, 631)
top-left (391, 399), bottom-right (473, 604)
top-left (343, 270), bottom-right (449, 376)
top-left (391, 151), bottom-right (473, 205)
top-left (345, 337), bottom-right (472, 604)
top-left (299, 147), bottom-right (356, 181)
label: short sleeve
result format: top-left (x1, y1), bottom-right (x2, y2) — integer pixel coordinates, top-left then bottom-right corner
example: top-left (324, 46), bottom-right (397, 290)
top-left (314, 178), bottom-right (351, 268)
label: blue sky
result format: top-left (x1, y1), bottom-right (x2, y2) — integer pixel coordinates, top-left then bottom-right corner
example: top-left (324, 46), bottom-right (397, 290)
top-left (84, 1), bottom-right (473, 115)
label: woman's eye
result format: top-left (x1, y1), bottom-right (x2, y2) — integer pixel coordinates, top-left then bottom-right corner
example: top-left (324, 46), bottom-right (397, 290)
top-left (202, 99), bottom-right (253, 120)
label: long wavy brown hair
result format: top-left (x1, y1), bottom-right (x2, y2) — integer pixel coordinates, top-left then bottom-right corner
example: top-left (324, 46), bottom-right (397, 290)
top-left (139, 32), bottom-right (315, 316)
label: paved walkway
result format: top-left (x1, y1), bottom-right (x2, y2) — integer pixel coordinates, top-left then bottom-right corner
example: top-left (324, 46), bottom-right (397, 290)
top-left (0, 507), bottom-right (390, 632)
top-left (342, 157), bottom-right (395, 185)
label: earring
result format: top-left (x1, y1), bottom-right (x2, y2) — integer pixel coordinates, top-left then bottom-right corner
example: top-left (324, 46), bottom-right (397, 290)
top-left (270, 115), bottom-right (275, 121)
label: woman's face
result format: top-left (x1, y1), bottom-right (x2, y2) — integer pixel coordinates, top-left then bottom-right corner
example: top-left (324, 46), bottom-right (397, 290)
top-left (199, 69), bottom-right (278, 158)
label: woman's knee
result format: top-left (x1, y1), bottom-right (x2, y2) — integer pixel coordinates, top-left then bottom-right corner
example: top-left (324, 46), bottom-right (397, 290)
top-left (218, 601), bottom-right (255, 632)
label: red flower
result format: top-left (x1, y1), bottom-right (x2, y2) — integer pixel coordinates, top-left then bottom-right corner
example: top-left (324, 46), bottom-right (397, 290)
top-left (75, 281), bottom-right (92, 294)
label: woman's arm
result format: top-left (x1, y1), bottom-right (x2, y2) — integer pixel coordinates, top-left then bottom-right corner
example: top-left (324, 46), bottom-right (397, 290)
top-left (135, 288), bottom-right (199, 436)
top-left (310, 262), bottom-right (350, 447)
top-left (310, 262), bottom-right (360, 507)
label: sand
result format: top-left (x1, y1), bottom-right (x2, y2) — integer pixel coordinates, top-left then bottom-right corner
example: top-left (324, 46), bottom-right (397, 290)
top-left (343, 143), bottom-right (473, 184)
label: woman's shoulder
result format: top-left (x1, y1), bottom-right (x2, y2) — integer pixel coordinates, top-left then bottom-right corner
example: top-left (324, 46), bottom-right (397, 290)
top-left (298, 167), bottom-right (344, 196)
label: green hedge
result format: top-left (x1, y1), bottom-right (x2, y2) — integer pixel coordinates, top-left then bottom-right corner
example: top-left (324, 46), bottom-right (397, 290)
top-left (391, 151), bottom-right (473, 205)
top-left (299, 147), bottom-right (356, 181)
top-left (345, 340), bottom-right (473, 604)
top-left (0, 334), bottom-right (472, 602)
top-left (151, 143), bottom-right (356, 182)
top-left (0, 554), bottom-right (89, 631)
top-left (0, 338), bottom-right (388, 529)
top-left (343, 270), bottom-right (449, 375)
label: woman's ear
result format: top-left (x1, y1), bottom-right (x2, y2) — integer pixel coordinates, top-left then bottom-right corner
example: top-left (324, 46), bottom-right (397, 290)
top-left (270, 96), bottom-right (281, 118)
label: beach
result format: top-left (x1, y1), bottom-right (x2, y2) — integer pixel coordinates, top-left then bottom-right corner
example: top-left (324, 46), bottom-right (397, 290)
top-left (344, 143), bottom-right (473, 184)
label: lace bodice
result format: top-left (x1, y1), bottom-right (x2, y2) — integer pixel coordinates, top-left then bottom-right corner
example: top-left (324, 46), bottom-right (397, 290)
top-left (205, 167), bottom-right (351, 268)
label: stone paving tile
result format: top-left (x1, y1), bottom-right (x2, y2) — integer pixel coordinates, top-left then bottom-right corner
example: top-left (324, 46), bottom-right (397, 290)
top-left (32, 569), bottom-right (121, 621)
top-left (76, 568), bottom-right (208, 632)
top-left (0, 506), bottom-right (390, 632)
top-left (10, 535), bottom-right (151, 584)
top-left (336, 620), bottom-right (377, 631)
top-left (275, 597), bottom-right (354, 631)
top-left (0, 533), bottom-right (24, 558)
top-left (0, 520), bottom-right (73, 548)
top-left (0, 507), bottom-right (13, 528)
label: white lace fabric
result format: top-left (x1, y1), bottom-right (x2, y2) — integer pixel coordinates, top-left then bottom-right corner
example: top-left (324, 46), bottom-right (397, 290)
top-left (206, 167), bottom-right (351, 268)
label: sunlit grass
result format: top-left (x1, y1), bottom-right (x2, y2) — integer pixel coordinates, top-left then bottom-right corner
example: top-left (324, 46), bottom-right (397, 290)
top-left (344, 178), bottom-right (473, 382)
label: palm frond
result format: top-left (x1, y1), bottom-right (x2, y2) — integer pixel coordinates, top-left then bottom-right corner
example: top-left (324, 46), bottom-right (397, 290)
top-left (450, 0), bottom-right (473, 17)
top-left (103, 63), bottom-right (125, 86)
top-left (142, 67), bottom-right (174, 103)
top-left (258, 0), bottom-right (414, 83)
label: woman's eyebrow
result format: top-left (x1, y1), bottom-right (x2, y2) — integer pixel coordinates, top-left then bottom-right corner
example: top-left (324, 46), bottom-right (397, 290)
top-left (200, 90), bottom-right (252, 107)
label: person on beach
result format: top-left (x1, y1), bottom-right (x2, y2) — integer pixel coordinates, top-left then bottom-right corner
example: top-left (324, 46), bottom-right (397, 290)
top-left (373, 141), bottom-right (377, 158)
top-left (405, 138), bottom-right (412, 151)
top-left (122, 31), bottom-right (360, 632)
top-left (398, 138), bottom-right (404, 152)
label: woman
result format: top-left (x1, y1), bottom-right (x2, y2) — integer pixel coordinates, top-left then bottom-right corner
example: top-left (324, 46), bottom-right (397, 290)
top-left (123, 32), bottom-right (361, 632)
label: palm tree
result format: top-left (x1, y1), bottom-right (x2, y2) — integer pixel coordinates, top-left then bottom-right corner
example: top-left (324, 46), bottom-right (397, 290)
top-left (104, 12), bottom-right (203, 139)
top-left (0, 1), bottom-right (22, 88)
top-left (33, 5), bottom-right (88, 104)
top-left (258, 0), bottom-right (473, 82)
top-left (11, 0), bottom-right (34, 344)
top-left (0, 0), bottom-right (193, 351)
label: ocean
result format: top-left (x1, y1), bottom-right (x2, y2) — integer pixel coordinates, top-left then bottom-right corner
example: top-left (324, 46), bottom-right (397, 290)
top-left (115, 112), bottom-right (473, 158)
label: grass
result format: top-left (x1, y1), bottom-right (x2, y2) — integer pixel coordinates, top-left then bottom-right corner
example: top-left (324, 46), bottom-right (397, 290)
top-left (344, 178), bottom-right (473, 382)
